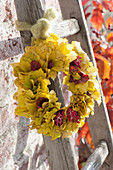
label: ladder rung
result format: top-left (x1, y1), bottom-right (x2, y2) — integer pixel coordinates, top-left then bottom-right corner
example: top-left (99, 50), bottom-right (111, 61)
top-left (81, 141), bottom-right (109, 170)
top-left (52, 19), bottom-right (80, 37)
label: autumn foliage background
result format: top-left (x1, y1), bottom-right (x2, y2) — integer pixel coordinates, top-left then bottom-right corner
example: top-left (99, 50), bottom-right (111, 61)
top-left (77, 0), bottom-right (113, 167)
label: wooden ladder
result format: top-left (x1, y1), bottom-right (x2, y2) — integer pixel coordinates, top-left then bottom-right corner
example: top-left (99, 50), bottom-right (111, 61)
top-left (14, 0), bottom-right (113, 169)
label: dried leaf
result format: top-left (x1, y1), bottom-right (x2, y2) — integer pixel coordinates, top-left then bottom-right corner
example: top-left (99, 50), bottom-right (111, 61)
top-left (91, 8), bottom-right (104, 31)
top-left (95, 53), bottom-right (110, 79)
top-left (93, 0), bottom-right (103, 10)
top-left (106, 76), bottom-right (113, 89)
top-left (107, 32), bottom-right (113, 42)
top-left (102, 0), bottom-right (113, 11)
top-left (86, 131), bottom-right (92, 144)
top-left (82, 0), bottom-right (90, 6)
top-left (105, 16), bottom-right (113, 30)
top-left (76, 121), bottom-right (94, 148)
top-left (76, 122), bottom-right (89, 145)
top-left (92, 39), bottom-right (106, 55)
top-left (105, 46), bottom-right (113, 59)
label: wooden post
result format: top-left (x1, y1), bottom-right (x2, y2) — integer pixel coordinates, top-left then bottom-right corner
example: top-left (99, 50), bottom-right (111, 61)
top-left (58, 0), bottom-right (113, 169)
top-left (14, 0), bottom-right (79, 170)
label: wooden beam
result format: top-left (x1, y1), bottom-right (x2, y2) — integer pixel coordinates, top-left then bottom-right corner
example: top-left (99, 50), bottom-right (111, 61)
top-left (81, 141), bottom-right (109, 170)
top-left (44, 75), bottom-right (78, 170)
top-left (52, 19), bottom-right (80, 37)
top-left (0, 19), bottom-right (79, 59)
top-left (14, 0), bottom-right (79, 170)
top-left (14, 0), bottom-right (43, 48)
top-left (58, 0), bottom-right (113, 169)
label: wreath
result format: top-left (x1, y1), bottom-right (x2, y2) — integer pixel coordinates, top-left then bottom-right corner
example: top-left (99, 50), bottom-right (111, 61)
top-left (12, 9), bottom-right (101, 140)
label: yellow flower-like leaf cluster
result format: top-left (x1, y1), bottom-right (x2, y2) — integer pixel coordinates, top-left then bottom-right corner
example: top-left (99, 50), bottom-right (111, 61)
top-left (12, 33), bottom-right (101, 140)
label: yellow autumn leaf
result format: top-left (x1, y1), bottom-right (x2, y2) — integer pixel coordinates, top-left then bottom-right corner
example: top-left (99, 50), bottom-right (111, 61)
top-left (15, 107), bottom-right (30, 118)
top-left (12, 32), bottom-right (101, 140)
top-left (62, 131), bottom-right (72, 139)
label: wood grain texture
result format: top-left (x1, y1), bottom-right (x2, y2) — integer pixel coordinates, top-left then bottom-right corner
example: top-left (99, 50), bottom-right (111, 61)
top-left (14, 0), bottom-right (43, 48)
top-left (14, 0), bottom-right (43, 23)
top-left (14, 0), bottom-right (79, 170)
top-left (52, 19), bottom-right (80, 38)
top-left (44, 135), bottom-right (78, 170)
top-left (58, 0), bottom-right (113, 169)
top-left (81, 141), bottom-right (108, 170)
top-left (44, 75), bottom-right (78, 170)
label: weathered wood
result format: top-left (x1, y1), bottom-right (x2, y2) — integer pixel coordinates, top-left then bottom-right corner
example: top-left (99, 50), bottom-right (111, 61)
top-left (52, 19), bottom-right (80, 37)
top-left (14, 0), bottom-right (80, 47)
top-left (44, 135), bottom-right (78, 170)
top-left (44, 75), bottom-right (78, 170)
top-left (14, 0), bottom-right (79, 170)
top-left (14, 0), bottom-right (43, 48)
top-left (81, 141), bottom-right (109, 170)
top-left (58, 0), bottom-right (113, 169)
